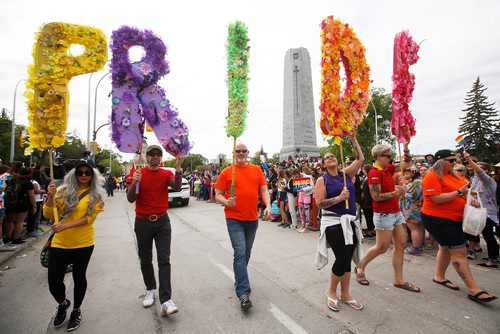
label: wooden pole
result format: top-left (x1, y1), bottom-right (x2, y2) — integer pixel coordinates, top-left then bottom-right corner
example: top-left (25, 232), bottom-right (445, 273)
top-left (231, 137), bottom-right (236, 197)
top-left (135, 144), bottom-right (144, 194)
top-left (48, 148), bottom-right (59, 224)
top-left (339, 140), bottom-right (349, 209)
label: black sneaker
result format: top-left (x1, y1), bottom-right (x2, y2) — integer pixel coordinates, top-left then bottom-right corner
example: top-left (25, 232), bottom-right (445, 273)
top-left (67, 309), bottom-right (82, 332)
top-left (54, 299), bottom-right (71, 328)
top-left (240, 294), bottom-right (252, 311)
top-left (11, 238), bottom-right (26, 244)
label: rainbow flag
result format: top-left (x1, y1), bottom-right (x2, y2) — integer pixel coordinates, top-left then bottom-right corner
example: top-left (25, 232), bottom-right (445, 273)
top-left (455, 135), bottom-right (466, 146)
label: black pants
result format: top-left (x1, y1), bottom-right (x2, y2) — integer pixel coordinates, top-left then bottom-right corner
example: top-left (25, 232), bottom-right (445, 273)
top-left (134, 215), bottom-right (172, 304)
top-left (48, 246), bottom-right (94, 308)
top-left (26, 202), bottom-right (42, 232)
top-left (483, 218), bottom-right (499, 260)
top-left (362, 207), bottom-right (374, 231)
top-left (325, 224), bottom-right (357, 277)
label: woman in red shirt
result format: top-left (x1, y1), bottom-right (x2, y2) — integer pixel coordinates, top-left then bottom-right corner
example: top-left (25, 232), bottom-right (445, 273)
top-left (422, 149), bottom-right (496, 303)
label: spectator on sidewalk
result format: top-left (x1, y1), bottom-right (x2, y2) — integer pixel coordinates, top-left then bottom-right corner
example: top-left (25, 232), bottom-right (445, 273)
top-left (4, 167), bottom-right (36, 244)
top-left (215, 142), bottom-right (270, 311)
top-left (0, 164), bottom-right (16, 252)
top-left (44, 160), bottom-right (105, 331)
top-left (403, 166), bottom-right (427, 256)
top-left (127, 145), bottom-right (184, 316)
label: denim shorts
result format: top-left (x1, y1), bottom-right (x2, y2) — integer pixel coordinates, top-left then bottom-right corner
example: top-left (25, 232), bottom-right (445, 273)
top-left (373, 212), bottom-right (404, 230)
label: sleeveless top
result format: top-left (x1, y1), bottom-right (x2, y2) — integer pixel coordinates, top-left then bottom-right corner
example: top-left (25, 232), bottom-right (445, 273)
top-left (322, 172), bottom-right (356, 216)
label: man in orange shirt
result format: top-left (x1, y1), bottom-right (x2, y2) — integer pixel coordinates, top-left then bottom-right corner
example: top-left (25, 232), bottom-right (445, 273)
top-left (215, 142), bottom-right (270, 311)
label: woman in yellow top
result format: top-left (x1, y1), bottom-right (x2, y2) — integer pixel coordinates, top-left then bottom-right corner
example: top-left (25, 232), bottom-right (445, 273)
top-left (44, 161), bottom-right (105, 331)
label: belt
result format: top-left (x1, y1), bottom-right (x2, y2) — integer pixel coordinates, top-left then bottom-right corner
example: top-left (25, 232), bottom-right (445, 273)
top-left (136, 211), bottom-right (168, 222)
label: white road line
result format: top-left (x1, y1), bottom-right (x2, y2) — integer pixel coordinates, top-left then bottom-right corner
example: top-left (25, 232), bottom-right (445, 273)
top-left (207, 253), bottom-right (308, 334)
top-left (207, 253), bottom-right (234, 280)
top-left (269, 302), bottom-right (308, 334)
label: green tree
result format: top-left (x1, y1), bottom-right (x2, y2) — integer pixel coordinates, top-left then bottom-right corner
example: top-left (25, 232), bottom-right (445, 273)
top-left (0, 108), bottom-right (28, 164)
top-left (324, 87), bottom-right (395, 163)
top-left (97, 149), bottom-right (124, 176)
top-left (162, 153), bottom-right (209, 171)
top-left (458, 77), bottom-right (500, 162)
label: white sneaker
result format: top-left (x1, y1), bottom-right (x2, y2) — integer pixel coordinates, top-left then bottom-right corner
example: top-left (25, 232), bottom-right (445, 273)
top-left (0, 243), bottom-right (16, 252)
top-left (142, 289), bottom-right (156, 308)
top-left (161, 300), bottom-right (179, 316)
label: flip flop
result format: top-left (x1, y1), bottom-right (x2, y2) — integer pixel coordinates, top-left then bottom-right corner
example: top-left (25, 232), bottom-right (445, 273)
top-left (467, 290), bottom-right (497, 303)
top-left (393, 281), bottom-right (421, 293)
top-left (432, 279), bottom-right (460, 290)
top-left (326, 291), bottom-right (339, 312)
top-left (354, 268), bottom-right (370, 286)
top-left (477, 263), bottom-right (498, 269)
top-left (339, 297), bottom-right (363, 310)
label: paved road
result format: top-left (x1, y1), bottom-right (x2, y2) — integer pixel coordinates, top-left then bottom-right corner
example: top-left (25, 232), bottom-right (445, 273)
top-left (1, 191), bottom-right (498, 333)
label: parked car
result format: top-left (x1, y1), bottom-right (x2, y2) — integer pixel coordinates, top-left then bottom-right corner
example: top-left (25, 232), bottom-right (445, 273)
top-left (162, 167), bottom-right (190, 206)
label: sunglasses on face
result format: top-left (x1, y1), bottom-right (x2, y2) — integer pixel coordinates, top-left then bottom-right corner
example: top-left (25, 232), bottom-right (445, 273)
top-left (235, 149), bottom-right (248, 154)
top-left (324, 155), bottom-right (336, 161)
top-left (76, 169), bottom-right (93, 177)
top-left (148, 152), bottom-right (162, 157)
top-left (381, 154), bottom-right (392, 158)
top-left (444, 158), bottom-right (457, 163)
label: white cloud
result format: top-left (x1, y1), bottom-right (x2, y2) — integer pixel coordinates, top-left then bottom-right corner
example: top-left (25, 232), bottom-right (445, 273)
top-left (1, 0), bottom-right (499, 162)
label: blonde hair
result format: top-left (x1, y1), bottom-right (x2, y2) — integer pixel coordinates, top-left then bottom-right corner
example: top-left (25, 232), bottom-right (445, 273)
top-left (371, 144), bottom-right (391, 159)
top-left (430, 159), bottom-right (461, 179)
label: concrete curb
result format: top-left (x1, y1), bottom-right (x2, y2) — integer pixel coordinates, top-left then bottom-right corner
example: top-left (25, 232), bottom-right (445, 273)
top-left (0, 228), bottom-right (50, 267)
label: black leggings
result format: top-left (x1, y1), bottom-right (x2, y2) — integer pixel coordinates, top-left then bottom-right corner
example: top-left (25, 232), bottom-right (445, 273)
top-left (325, 224), bottom-right (357, 277)
top-left (48, 246), bottom-right (94, 308)
top-left (483, 218), bottom-right (499, 260)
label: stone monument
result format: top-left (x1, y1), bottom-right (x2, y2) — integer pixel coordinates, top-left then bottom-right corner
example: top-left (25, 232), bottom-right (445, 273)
top-left (280, 48), bottom-right (320, 161)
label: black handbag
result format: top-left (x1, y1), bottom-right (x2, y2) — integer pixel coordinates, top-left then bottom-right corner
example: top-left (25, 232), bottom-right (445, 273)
top-left (40, 189), bottom-right (90, 268)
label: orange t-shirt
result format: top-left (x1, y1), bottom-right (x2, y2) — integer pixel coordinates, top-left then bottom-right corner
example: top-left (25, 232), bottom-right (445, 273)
top-left (215, 164), bottom-right (267, 221)
top-left (421, 171), bottom-right (467, 222)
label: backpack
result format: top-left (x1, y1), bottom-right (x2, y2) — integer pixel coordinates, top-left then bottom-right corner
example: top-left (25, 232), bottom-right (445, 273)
top-left (3, 182), bottom-right (28, 211)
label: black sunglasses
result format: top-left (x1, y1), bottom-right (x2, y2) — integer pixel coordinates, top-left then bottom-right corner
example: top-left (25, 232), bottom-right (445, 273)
top-left (381, 154), bottom-right (392, 158)
top-left (76, 169), bottom-right (93, 177)
top-left (444, 158), bottom-right (457, 163)
top-left (235, 149), bottom-right (248, 154)
top-left (147, 152), bottom-right (162, 157)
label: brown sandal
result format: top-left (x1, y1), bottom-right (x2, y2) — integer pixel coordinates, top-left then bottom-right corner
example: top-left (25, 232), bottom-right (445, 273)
top-left (393, 281), bottom-right (421, 293)
top-left (354, 268), bottom-right (369, 286)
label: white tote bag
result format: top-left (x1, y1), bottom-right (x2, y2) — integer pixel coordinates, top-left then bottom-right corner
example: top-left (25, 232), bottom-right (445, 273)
top-left (462, 189), bottom-right (487, 236)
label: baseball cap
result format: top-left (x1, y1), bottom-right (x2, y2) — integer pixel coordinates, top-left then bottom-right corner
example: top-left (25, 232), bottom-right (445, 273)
top-left (434, 149), bottom-right (454, 160)
top-left (74, 160), bottom-right (96, 170)
top-left (146, 145), bottom-right (163, 155)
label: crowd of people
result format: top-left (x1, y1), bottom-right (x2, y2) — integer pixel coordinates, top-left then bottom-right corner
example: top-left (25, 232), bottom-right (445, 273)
top-left (0, 138), bottom-right (498, 330)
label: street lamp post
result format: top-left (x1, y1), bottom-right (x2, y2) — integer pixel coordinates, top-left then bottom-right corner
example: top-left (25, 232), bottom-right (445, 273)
top-left (10, 79), bottom-right (26, 163)
top-left (92, 122), bottom-right (110, 162)
top-left (92, 72), bottom-right (111, 149)
top-left (87, 72), bottom-right (95, 150)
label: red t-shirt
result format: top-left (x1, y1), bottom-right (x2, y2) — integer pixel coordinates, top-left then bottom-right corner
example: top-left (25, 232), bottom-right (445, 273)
top-left (421, 171), bottom-right (467, 222)
top-left (215, 164), bottom-right (267, 221)
top-left (135, 167), bottom-right (174, 215)
top-left (367, 164), bottom-right (400, 214)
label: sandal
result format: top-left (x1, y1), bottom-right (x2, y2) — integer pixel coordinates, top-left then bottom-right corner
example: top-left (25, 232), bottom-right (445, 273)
top-left (432, 279), bottom-right (459, 291)
top-left (393, 281), bottom-right (421, 293)
top-left (326, 291), bottom-right (339, 312)
top-left (354, 268), bottom-right (369, 286)
top-left (468, 290), bottom-right (497, 303)
top-left (339, 297), bottom-right (363, 310)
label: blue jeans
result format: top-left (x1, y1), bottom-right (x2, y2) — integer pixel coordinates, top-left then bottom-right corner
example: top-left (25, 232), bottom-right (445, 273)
top-left (226, 218), bottom-right (258, 297)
